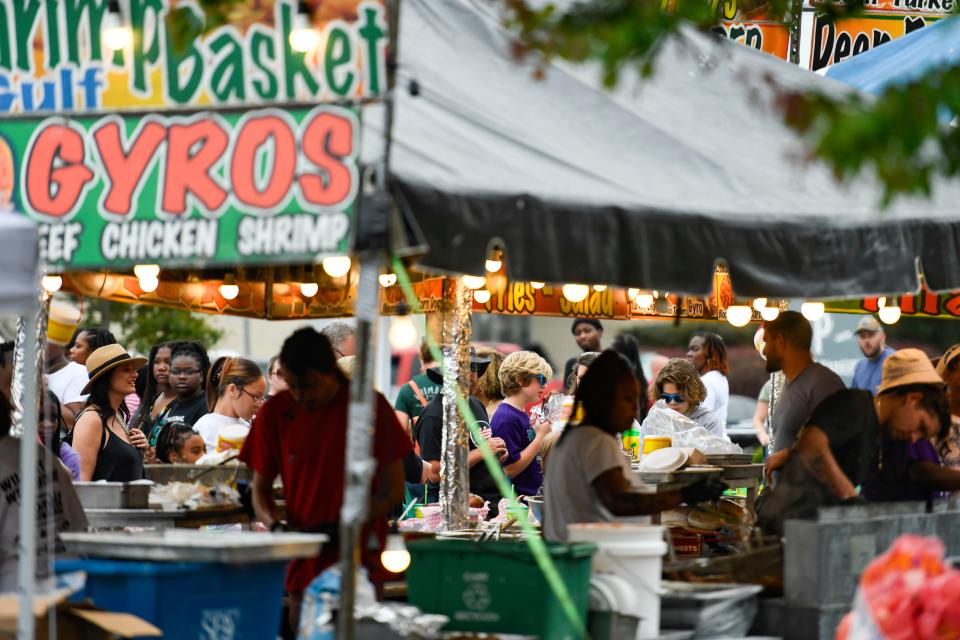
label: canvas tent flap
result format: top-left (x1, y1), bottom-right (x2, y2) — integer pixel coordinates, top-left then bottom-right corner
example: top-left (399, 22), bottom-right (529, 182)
top-left (0, 214), bottom-right (38, 313)
top-left (385, 0), bottom-right (960, 297)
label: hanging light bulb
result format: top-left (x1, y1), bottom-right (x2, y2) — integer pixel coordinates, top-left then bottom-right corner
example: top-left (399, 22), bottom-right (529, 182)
top-left (561, 284), bottom-right (589, 302)
top-left (760, 307), bottom-right (780, 322)
top-left (40, 275), bottom-right (62, 293)
top-left (878, 305), bottom-right (901, 325)
top-left (484, 259), bottom-right (502, 273)
top-left (800, 301), bottom-right (825, 322)
top-left (138, 275), bottom-right (159, 293)
top-left (102, 1), bottom-right (132, 52)
top-left (379, 273), bottom-right (397, 288)
top-left (473, 289), bottom-right (491, 304)
top-left (752, 298), bottom-right (767, 312)
top-left (289, 0), bottom-right (321, 53)
top-left (219, 275), bottom-right (239, 300)
top-left (592, 285), bottom-right (607, 292)
top-left (627, 288), bottom-right (640, 301)
top-left (133, 264), bottom-right (160, 279)
top-left (321, 256), bottom-right (352, 278)
top-left (877, 297), bottom-right (887, 309)
top-left (726, 305), bottom-right (753, 327)
top-left (300, 282), bottom-right (318, 297)
top-left (388, 316), bottom-right (418, 350)
top-left (530, 281), bottom-right (545, 290)
top-left (380, 534), bottom-right (411, 574)
top-left (636, 294), bottom-right (654, 307)
top-left (462, 275), bottom-right (486, 290)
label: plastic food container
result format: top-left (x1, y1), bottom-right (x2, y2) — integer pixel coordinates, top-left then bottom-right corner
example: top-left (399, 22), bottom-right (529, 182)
top-left (643, 436), bottom-right (672, 455)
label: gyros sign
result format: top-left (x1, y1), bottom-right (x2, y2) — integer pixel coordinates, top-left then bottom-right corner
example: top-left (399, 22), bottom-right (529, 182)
top-left (8, 106), bottom-right (358, 270)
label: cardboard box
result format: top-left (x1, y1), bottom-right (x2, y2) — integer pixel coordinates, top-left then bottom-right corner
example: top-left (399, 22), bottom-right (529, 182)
top-left (0, 589), bottom-right (161, 639)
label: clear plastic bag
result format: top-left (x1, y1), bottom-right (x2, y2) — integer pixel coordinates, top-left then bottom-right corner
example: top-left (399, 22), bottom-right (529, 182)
top-left (640, 400), bottom-right (742, 454)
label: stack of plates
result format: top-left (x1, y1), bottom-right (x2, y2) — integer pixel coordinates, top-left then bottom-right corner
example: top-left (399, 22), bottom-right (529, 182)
top-left (639, 448), bottom-right (688, 473)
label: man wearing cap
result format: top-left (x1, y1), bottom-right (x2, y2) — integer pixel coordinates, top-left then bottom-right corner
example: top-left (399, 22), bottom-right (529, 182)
top-left (563, 319), bottom-right (603, 392)
top-left (416, 347), bottom-right (508, 510)
top-left (851, 316), bottom-right (895, 395)
top-left (935, 345), bottom-right (960, 473)
top-left (44, 301), bottom-right (88, 429)
top-left (759, 349), bottom-right (960, 534)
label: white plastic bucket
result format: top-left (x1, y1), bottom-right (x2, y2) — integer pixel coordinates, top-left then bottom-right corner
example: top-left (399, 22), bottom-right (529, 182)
top-left (567, 523), bottom-right (667, 639)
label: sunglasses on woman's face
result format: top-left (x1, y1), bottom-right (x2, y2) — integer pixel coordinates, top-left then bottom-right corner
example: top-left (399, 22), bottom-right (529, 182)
top-left (534, 374), bottom-right (547, 386)
top-left (660, 393), bottom-right (684, 404)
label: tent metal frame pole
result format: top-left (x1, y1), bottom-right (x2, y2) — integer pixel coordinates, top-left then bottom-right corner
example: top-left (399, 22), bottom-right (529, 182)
top-left (17, 278), bottom-right (43, 640)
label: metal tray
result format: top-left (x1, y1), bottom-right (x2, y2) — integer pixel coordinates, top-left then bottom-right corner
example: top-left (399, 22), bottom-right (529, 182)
top-left (61, 530), bottom-right (327, 563)
top-left (73, 482), bottom-right (153, 509)
top-left (144, 463), bottom-right (252, 486)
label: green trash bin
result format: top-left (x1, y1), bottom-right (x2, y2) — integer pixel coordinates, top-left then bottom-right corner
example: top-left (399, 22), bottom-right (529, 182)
top-left (406, 538), bottom-right (596, 639)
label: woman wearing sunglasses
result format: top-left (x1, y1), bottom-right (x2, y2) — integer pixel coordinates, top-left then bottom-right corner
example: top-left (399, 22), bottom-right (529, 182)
top-left (193, 356), bottom-right (266, 453)
top-left (492, 351), bottom-right (554, 498)
top-left (650, 358), bottom-right (724, 437)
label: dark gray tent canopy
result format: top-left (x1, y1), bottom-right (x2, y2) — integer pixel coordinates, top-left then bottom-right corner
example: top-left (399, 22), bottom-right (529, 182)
top-left (376, 0), bottom-right (960, 298)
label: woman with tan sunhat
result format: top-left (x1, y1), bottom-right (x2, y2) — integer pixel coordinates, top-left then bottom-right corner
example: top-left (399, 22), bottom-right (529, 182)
top-left (72, 344), bottom-right (149, 481)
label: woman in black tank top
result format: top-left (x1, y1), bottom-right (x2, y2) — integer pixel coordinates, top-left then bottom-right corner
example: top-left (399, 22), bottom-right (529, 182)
top-left (71, 345), bottom-right (149, 482)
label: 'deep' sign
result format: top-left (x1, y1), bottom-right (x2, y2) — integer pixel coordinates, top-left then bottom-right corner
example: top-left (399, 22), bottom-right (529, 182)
top-left (6, 106), bottom-right (358, 270)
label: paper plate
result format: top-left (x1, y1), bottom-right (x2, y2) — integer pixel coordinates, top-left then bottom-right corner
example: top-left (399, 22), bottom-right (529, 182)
top-left (640, 447), bottom-right (688, 473)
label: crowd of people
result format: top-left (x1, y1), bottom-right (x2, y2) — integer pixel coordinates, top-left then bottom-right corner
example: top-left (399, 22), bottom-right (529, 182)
top-left (7, 296), bottom-right (960, 629)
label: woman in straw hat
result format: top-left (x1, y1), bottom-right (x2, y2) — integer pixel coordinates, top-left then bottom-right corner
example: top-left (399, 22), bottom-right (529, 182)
top-left (72, 344), bottom-right (149, 481)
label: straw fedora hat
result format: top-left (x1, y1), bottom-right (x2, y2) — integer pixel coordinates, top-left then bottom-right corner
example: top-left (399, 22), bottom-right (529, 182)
top-left (81, 344), bottom-right (147, 394)
top-left (877, 348), bottom-right (944, 396)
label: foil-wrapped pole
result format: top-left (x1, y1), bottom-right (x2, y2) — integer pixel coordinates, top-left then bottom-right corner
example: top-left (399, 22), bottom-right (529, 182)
top-left (10, 291), bottom-right (49, 435)
top-left (440, 278), bottom-right (472, 531)
top-left (767, 370), bottom-right (786, 458)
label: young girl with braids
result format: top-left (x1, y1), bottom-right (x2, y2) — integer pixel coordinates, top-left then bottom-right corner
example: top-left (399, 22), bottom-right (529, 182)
top-left (193, 357), bottom-right (265, 452)
top-left (155, 421), bottom-right (206, 464)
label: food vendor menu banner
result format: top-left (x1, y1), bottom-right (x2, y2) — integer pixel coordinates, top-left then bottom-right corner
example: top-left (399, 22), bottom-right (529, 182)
top-left (803, 0), bottom-right (946, 71)
top-left (0, 0), bottom-right (387, 112)
top-left (8, 106), bottom-right (359, 270)
top-left (712, 0), bottom-right (790, 60)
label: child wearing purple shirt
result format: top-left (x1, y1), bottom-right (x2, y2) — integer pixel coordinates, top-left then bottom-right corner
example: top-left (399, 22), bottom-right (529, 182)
top-left (492, 351), bottom-right (553, 497)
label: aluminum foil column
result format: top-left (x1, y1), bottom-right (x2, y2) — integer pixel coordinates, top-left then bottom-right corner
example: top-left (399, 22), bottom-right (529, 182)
top-left (10, 291), bottom-right (49, 434)
top-left (337, 253), bottom-right (382, 640)
top-left (17, 281), bottom-right (43, 640)
top-left (440, 278), bottom-right (472, 531)
top-left (767, 370), bottom-right (786, 458)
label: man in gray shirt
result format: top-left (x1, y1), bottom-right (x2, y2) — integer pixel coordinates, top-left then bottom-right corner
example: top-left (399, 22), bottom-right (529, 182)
top-left (763, 312), bottom-right (845, 475)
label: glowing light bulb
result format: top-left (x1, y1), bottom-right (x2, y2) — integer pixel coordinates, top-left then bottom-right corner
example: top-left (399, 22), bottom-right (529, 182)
top-left (801, 301), bottom-right (825, 322)
top-left (753, 298), bottom-right (767, 312)
top-left (760, 307), bottom-right (780, 321)
top-left (219, 283), bottom-right (239, 300)
top-left (288, 5), bottom-right (320, 53)
top-left (379, 273), bottom-right (397, 288)
top-left (592, 285), bottom-right (607, 292)
top-left (627, 288), bottom-right (639, 300)
top-left (878, 305), bottom-right (901, 325)
top-left (561, 284), bottom-right (589, 302)
top-left (877, 297), bottom-right (887, 309)
top-left (138, 276), bottom-right (159, 293)
top-left (484, 259), bottom-right (502, 273)
top-left (321, 256), bottom-right (351, 278)
top-left (388, 316), bottom-right (418, 350)
top-left (726, 305), bottom-right (752, 327)
top-left (462, 275), bottom-right (486, 290)
top-left (636, 294), bottom-right (654, 308)
top-left (380, 535), bottom-right (411, 574)
top-left (41, 275), bottom-right (62, 293)
top-left (134, 264), bottom-right (160, 279)
top-left (300, 282), bottom-right (318, 297)
top-left (102, 9), bottom-right (132, 52)
top-left (530, 281), bottom-right (545, 290)
top-left (473, 289), bottom-right (491, 304)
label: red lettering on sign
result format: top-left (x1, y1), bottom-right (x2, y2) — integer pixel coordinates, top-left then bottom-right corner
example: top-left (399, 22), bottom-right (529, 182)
top-left (94, 120), bottom-right (166, 217)
top-left (920, 288), bottom-right (941, 316)
top-left (944, 294), bottom-right (960, 318)
top-left (231, 115), bottom-right (297, 210)
top-left (299, 112), bottom-right (354, 207)
top-left (25, 124), bottom-right (94, 218)
top-left (162, 120), bottom-right (229, 215)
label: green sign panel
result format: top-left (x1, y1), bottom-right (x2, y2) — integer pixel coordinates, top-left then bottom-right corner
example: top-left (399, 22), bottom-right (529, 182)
top-left (5, 106), bottom-right (359, 271)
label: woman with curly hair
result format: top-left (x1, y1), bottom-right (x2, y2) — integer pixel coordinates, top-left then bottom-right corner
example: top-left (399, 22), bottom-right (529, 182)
top-left (650, 358), bottom-right (725, 437)
top-left (686, 332), bottom-right (729, 430)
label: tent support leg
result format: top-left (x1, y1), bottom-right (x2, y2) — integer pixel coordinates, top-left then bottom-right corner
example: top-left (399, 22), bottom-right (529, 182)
top-left (337, 252), bottom-right (383, 640)
top-left (440, 277), bottom-right (471, 531)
